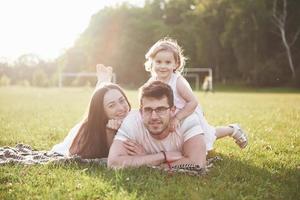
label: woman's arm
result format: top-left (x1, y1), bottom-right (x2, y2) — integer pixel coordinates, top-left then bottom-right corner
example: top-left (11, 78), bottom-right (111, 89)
top-left (106, 119), bottom-right (123, 148)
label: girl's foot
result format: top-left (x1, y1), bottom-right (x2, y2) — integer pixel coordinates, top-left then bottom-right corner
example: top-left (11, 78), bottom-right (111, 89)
top-left (229, 124), bottom-right (248, 149)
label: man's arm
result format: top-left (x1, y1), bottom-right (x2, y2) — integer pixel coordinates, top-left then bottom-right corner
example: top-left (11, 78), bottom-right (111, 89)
top-left (108, 140), bottom-right (164, 168)
top-left (107, 140), bottom-right (183, 168)
top-left (167, 134), bottom-right (206, 167)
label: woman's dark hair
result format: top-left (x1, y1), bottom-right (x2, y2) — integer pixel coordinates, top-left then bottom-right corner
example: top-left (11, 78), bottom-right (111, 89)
top-left (69, 83), bottom-right (130, 158)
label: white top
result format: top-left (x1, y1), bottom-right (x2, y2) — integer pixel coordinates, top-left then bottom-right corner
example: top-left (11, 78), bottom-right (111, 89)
top-left (50, 123), bottom-right (81, 156)
top-left (148, 73), bottom-right (216, 150)
top-left (167, 72), bottom-right (190, 110)
top-left (149, 72), bottom-right (202, 112)
top-left (114, 110), bottom-right (204, 154)
top-left (50, 79), bottom-right (104, 156)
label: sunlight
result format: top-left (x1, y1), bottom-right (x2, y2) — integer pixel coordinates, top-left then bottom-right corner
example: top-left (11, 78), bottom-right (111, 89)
top-left (0, 0), bottom-right (144, 61)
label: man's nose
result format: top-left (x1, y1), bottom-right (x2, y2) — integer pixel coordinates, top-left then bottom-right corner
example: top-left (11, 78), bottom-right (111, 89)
top-left (150, 110), bottom-right (159, 118)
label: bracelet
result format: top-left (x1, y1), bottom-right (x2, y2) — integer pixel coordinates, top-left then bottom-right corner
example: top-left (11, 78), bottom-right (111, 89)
top-left (161, 151), bottom-right (172, 169)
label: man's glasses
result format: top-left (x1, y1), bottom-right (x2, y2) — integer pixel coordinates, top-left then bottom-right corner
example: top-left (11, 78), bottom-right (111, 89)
top-left (141, 106), bottom-right (171, 116)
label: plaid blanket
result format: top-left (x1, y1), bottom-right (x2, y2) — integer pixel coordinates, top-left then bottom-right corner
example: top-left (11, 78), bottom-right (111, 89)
top-left (150, 156), bottom-right (222, 176)
top-left (0, 144), bottom-right (221, 176)
top-left (0, 143), bottom-right (107, 166)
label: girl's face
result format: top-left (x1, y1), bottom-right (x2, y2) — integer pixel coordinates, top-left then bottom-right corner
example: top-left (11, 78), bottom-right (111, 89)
top-left (103, 89), bottom-right (130, 120)
top-left (152, 50), bottom-right (178, 80)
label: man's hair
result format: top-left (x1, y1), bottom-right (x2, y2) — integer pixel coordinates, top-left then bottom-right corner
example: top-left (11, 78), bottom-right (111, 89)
top-left (139, 81), bottom-right (174, 107)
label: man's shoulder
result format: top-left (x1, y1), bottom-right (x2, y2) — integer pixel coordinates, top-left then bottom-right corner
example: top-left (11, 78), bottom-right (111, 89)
top-left (123, 110), bottom-right (141, 122)
top-left (178, 113), bottom-right (203, 141)
top-left (115, 110), bottom-right (143, 141)
top-left (182, 113), bottom-right (199, 125)
top-left (119, 110), bottom-right (143, 130)
top-left (180, 113), bottom-right (200, 132)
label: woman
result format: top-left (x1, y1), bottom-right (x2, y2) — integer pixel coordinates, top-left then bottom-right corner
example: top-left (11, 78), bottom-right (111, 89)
top-left (51, 65), bottom-right (142, 158)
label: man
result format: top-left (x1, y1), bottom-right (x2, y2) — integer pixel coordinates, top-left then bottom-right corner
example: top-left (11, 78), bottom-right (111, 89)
top-left (108, 81), bottom-right (207, 168)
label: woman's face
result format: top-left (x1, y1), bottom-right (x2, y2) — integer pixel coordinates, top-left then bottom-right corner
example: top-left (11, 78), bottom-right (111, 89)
top-left (103, 89), bottom-right (130, 120)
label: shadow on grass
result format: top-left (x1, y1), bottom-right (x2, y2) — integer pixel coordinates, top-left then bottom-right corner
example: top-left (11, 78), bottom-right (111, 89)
top-left (46, 154), bottom-right (299, 200)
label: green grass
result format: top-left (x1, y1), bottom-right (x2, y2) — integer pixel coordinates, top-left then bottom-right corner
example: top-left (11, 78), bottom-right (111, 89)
top-left (0, 86), bottom-right (299, 200)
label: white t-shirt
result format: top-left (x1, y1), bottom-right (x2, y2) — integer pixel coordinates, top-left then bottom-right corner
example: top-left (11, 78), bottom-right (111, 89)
top-left (50, 123), bottom-right (81, 156)
top-left (114, 110), bottom-right (204, 154)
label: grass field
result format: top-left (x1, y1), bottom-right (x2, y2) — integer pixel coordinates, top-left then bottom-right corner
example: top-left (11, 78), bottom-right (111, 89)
top-left (0, 86), bottom-right (299, 200)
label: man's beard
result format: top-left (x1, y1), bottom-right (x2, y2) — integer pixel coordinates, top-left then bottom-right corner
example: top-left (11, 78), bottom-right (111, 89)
top-left (147, 120), bottom-right (169, 136)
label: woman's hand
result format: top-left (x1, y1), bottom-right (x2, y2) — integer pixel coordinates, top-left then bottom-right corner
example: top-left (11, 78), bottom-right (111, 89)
top-left (96, 64), bottom-right (113, 83)
top-left (123, 139), bottom-right (146, 156)
top-left (106, 119), bottom-right (122, 131)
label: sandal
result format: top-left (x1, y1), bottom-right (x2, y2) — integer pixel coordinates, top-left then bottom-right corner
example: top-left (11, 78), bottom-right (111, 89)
top-left (229, 124), bottom-right (248, 149)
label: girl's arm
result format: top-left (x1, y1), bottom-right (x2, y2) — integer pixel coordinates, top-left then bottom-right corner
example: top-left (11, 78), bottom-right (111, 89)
top-left (175, 75), bottom-right (198, 121)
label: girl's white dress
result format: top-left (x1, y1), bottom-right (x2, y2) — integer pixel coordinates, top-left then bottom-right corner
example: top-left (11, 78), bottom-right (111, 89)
top-left (149, 72), bottom-right (216, 151)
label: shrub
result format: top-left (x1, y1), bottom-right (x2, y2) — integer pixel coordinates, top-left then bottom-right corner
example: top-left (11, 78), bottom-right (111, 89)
top-left (0, 75), bottom-right (11, 86)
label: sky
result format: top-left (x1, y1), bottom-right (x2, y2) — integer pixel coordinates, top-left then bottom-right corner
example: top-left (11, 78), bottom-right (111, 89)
top-left (0, 0), bottom-right (144, 62)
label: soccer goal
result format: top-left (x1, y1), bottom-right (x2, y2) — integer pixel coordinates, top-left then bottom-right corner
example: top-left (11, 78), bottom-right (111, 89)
top-left (58, 72), bottom-right (116, 87)
top-left (183, 68), bottom-right (213, 91)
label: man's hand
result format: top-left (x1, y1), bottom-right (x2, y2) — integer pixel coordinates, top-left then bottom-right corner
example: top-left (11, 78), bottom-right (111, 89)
top-left (123, 140), bottom-right (146, 156)
top-left (165, 151), bottom-right (183, 162)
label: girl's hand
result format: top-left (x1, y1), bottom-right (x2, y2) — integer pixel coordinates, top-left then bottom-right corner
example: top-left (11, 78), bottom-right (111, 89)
top-left (169, 116), bottom-right (180, 132)
top-left (123, 140), bottom-right (146, 156)
top-left (96, 64), bottom-right (113, 83)
top-left (106, 119), bottom-right (122, 131)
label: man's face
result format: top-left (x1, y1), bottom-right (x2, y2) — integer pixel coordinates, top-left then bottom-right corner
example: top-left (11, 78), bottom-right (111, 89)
top-left (140, 96), bottom-right (174, 138)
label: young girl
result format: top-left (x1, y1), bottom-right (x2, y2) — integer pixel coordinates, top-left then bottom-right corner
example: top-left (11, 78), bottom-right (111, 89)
top-left (144, 38), bottom-right (248, 150)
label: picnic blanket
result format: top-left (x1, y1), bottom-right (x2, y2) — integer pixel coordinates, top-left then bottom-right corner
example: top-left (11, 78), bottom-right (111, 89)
top-left (0, 143), bottom-right (107, 166)
top-left (0, 144), bottom-right (222, 176)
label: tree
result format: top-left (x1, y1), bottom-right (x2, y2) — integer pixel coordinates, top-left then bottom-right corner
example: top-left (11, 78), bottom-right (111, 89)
top-left (273, 0), bottom-right (299, 80)
top-left (32, 69), bottom-right (49, 87)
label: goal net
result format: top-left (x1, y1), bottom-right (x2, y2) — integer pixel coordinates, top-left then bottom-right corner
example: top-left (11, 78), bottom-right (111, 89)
top-left (58, 72), bottom-right (116, 87)
top-left (183, 68), bottom-right (213, 91)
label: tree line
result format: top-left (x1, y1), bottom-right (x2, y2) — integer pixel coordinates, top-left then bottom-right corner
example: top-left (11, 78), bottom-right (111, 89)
top-left (1, 0), bottom-right (299, 87)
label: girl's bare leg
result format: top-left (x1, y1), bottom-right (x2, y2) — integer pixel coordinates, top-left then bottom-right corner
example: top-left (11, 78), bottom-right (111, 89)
top-left (215, 125), bottom-right (248, 149)
top-left (215, 126), bottom-right (234, 139)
